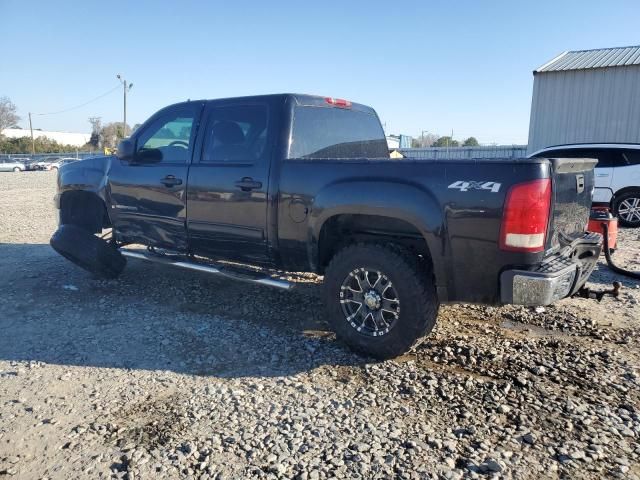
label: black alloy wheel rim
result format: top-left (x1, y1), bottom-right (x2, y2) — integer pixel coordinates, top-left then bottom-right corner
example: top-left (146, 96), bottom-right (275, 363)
top-left (339, 268), bottom-right (401, 337)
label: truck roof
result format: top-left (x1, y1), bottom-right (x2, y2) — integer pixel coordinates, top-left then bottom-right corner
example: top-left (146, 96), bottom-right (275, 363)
top-left (173, 93), bottom-right (377, 115)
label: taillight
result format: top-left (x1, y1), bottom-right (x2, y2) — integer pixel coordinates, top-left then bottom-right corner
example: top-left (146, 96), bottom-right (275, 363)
top-left (499, 178), bottom-right (551, 253)
top-left (325, 97), bottom-right (352, 108)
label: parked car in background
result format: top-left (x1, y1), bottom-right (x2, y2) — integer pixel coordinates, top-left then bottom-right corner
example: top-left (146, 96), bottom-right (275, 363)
top-left (0, 158), bottom-right (26, 172)
top-left (530, 144), bottom-right (640, 227)
top-left (33, 156), bottom-right (62, 170)
top-left (47, 158), bottom-right (78, 171)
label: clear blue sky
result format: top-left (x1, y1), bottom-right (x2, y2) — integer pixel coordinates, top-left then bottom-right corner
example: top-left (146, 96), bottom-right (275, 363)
top-left (2, 0), bottom-right (639, 145)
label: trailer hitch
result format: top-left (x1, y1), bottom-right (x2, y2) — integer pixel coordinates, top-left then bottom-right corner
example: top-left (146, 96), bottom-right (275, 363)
top-left (574, 281), bottom-right (622, 302)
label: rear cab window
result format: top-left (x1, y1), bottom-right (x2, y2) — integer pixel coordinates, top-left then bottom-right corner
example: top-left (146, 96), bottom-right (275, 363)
top-left (288, 105), bottom-right (389, 159)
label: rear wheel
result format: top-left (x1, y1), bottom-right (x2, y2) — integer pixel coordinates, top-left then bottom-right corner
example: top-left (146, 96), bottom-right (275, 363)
top-left (13, 167), bottom-right (20, 172)
top-left (324, 243), bottom-right (438, 359)
top-left (613, 190), bottom-right (640, 228)
top-left (50, 224), bottom-right (126, 279)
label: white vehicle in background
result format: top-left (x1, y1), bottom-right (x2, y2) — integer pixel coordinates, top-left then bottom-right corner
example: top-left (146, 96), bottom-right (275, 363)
top-left (530, 144), bottom-right (640, 228)
top-left (0, 158), bottom-right (26, 172)
top-left (47, 157), bottom-right (78, 171)
top-left (33, 156), bottom-right (62, 170)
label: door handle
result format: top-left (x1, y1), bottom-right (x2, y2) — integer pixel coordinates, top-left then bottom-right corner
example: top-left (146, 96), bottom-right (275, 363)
top-left (161, 175), bottom-right (182, 187)
top-left (235, 177), bottom-right (262, 191)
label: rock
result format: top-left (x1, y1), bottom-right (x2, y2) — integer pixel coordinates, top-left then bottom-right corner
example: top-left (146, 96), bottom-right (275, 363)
top-left (481, 460), bottom-right (502, 473)
top-left (515, 376), bottom-right (528, 387)
top-left (570, 450), bottom-right (586, 460)
top-left (522, 433), bottom-right (536, 445)
top-left (352, 442), bottom-right (370, 452)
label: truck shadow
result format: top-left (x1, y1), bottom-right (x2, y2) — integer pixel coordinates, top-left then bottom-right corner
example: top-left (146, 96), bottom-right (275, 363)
top-left (0, 243), bottom-right (364, 378)
top-left (1, 243), bottom-right (631, 378)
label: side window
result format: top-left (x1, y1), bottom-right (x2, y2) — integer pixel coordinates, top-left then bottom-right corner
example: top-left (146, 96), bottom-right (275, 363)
top-left (609, 152), bottom-right (628, 168)
top-left (592, 152), bottom-right (612, 168)
top-left (622, 151), bottom-right (640, 166)
top-left (136, 109), bottom-right (197, 163)
top-left (202, 104), bottom-right (269, 163)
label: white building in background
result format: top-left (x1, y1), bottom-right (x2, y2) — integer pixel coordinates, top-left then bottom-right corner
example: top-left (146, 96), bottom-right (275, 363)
top-left (386, 135), bottom-right (400, 149)
top-left (528, 45), bottom-right (640, 154)
top-left (1, 128), bottom-right (90, 147)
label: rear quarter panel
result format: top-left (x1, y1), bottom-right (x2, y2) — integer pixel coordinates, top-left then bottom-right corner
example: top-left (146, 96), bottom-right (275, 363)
top-left (277, 158), bottom-right (551, 304)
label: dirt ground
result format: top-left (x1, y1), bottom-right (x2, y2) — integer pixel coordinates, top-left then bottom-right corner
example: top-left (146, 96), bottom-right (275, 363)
top-left (0, 171), bottom-right (638, 479)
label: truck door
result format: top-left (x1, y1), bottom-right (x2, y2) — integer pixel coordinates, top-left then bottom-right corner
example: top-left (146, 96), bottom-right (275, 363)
top-left (610, 150), bottom-right (640, 195)
top-left (186, 101), bottom-right (272, 264)
top-left (108, 102), bottom-right (204, 250)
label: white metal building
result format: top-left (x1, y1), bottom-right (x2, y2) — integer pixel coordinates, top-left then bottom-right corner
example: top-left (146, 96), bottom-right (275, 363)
top-left (1, 128), bottom-right (90, 147)
top-left (527, 45), bottom-right (640, 154)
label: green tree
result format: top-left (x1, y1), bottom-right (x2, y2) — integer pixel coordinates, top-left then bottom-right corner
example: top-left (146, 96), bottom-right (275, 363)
top-left (432, 136), bottom-right (459, 148)
top-left (463, 137), bottom-right (479, 147)
top-left (0, 135), bottom-right (79, 154)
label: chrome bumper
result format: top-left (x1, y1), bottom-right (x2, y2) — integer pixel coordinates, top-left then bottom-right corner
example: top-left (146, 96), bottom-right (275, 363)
top-left (500, 233), bottom-right (602, 306)
top-left (501, 265), bottom-right (578, 306)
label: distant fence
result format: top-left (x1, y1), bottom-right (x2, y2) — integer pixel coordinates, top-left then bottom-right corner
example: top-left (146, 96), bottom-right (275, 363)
top-left (1, 146), bottom-right (531, 164)
top-left (400, 145), bottom-right (528, 160)
top-left (0, 152), bottom-right (101, 165)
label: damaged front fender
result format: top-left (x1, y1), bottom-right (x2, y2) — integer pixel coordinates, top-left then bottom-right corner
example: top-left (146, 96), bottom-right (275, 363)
top-left (55, 155), bottom-right (113, 208)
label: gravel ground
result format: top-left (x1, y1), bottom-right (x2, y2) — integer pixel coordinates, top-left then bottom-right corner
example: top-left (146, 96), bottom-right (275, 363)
top-left (0, 171), bottom-right (638, 480)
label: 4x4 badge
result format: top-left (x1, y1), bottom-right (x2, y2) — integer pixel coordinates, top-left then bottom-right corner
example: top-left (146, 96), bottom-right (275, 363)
top-left (448, 181), bottom-right (502, 193)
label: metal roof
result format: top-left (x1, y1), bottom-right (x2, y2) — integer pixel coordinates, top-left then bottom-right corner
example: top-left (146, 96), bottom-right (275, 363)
top-left (535, 45), bottom-right (640, 73)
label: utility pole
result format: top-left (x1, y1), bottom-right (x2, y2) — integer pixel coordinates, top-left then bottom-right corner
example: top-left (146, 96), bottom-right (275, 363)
top-left (421, 130), bottom-right (429, 148)
top-left (116, 75), bottom-right (133, 138)
top-left (28, 112), bottom-right (35, 155)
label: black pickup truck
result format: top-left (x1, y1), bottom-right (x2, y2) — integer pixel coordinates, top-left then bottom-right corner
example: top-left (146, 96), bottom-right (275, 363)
top-left (51, 94), bottom-right (601, 358)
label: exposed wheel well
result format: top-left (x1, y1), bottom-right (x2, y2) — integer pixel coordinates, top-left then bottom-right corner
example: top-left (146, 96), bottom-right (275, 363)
top-left (317, 214), bottom-right (433, 274)
top-left (59, 191), bottom-right (110, 233)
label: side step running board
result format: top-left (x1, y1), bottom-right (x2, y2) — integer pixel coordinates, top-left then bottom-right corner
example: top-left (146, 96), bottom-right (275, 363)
top-left (120, 249), bottom-right (293, 290)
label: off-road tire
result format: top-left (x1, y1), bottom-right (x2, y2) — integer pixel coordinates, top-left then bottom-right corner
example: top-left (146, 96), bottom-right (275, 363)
top-left (613, 190), bottom-right (640, 228)
top-left (324, 243), bottom-right (439, 359)
top-left (50, 224), bottom-right (126, 279)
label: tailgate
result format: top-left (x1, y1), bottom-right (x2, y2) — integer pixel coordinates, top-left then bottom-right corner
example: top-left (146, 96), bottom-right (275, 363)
top-left (547, 157), bottom-right (598, 250)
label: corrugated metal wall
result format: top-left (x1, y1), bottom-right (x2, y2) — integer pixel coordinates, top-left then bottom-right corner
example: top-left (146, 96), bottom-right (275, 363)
top-left (527, 65), bottom-right (640, 154)
top-left (401, 145), bottom-right (527, 160)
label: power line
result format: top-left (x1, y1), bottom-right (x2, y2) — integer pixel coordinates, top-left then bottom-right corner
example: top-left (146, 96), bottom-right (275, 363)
top-left (34, 84), bottom-right (122, 116)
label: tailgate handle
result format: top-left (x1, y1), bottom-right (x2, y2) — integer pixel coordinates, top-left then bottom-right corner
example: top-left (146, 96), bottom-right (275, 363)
top-left (576, 174), bottom-right (585, 194)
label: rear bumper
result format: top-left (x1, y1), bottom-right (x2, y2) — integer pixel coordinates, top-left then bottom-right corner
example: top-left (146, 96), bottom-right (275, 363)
top-left (500, 233), bottom-right (602, 306)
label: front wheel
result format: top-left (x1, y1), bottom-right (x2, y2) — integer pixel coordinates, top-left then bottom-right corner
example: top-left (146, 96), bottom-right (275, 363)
top-left (613, 190), bottom-right (640, 228)
top-left (13, 167), bottom-right (21, 172)
top-left (50, 224), bottom-right (126, 279)
top-left (324, 243), bottom-right (439, 359)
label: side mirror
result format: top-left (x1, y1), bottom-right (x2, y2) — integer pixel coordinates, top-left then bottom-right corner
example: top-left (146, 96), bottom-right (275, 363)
top-left (136, 148), bottom-right (163, 164)
top-left (116, 139), bottom-right (135, 161)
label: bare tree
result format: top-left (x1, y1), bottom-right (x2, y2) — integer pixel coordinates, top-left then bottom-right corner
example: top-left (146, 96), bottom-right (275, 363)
top-left (88, 117), bottom-right (102, 148)
top-left (100, 122), bottom-right (130, 149)
top-left (412, 132), bottom-right (439, 148)
top-left (0, 96), bottom-right (20, 134)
